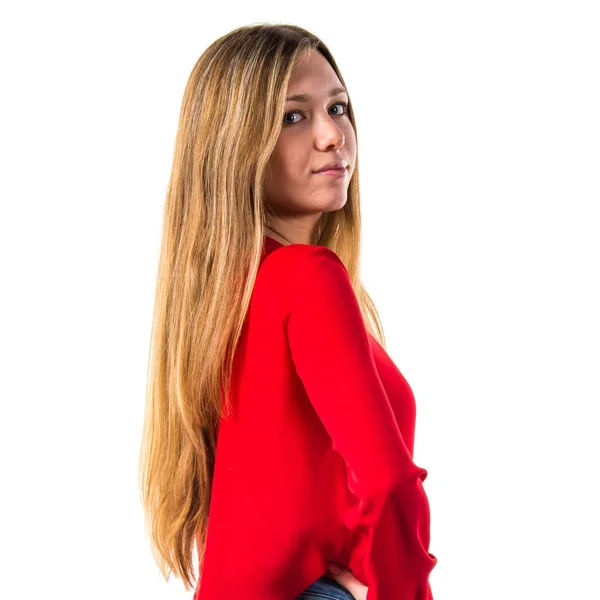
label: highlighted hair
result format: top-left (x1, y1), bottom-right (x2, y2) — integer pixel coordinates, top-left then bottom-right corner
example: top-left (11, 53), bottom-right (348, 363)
top-left (138, 23), bottom-right (386, 592)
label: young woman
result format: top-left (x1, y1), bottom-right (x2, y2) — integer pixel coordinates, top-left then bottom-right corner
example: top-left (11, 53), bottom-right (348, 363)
top-left (139, 23), bottom-right (437, 600)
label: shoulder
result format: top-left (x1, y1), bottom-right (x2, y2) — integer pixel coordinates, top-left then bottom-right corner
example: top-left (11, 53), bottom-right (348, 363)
top-left (262, 243), bottom-right (348, 280)
top-left (260, 244), bottom-right (353, 320)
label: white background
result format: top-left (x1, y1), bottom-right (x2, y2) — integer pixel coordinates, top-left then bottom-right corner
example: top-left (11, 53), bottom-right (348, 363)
top-left (1, 1), bottom-right (598, 599)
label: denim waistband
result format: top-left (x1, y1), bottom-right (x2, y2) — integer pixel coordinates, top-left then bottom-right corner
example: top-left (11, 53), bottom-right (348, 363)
top-left (295, 574), bottom-right (356, 600)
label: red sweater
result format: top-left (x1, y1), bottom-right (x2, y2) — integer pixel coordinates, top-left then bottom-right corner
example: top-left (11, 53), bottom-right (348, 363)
top-left (194, 235), bottom-right (437, 600)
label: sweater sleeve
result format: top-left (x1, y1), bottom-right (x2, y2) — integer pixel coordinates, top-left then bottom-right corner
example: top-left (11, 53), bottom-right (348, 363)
top-left (282, 245), bottom-right (437, 600)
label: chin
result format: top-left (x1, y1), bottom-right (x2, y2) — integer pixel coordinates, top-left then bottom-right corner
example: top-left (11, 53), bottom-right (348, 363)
top-left (322, 194), bottom-right (348, 212)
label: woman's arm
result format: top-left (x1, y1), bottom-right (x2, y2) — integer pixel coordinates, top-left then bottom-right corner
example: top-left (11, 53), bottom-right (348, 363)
top-left (282, 245), bottom-right (437, 600)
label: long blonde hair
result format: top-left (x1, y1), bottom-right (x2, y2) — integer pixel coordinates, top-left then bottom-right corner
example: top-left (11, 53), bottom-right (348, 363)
top-left (138, 23), bottom-right (387, 592)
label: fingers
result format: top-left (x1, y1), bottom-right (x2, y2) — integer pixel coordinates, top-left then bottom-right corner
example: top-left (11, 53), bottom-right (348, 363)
top-left (327, 563), bottom-right (368, 600)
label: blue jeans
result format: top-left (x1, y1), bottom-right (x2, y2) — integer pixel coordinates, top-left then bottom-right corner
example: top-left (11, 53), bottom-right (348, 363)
top-left (296, 574), bottom-right (356, 599)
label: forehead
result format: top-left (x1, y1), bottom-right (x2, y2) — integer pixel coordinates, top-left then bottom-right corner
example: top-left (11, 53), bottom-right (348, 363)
top-left (287, 50), bottom-right (342, 93)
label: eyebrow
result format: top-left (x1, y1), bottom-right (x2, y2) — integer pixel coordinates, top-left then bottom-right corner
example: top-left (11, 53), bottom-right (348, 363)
top-left (286, 86), bottom-right (347, 102)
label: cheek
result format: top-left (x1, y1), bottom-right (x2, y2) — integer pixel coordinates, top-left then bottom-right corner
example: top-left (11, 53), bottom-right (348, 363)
top-left (343, 123), bottom-right (357, 150)
top-left (272, 142), bottom-right (305, 180)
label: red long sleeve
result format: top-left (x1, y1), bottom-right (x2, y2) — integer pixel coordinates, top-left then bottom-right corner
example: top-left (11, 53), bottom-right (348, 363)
top-left (283, 245), bottom-right (437, 600)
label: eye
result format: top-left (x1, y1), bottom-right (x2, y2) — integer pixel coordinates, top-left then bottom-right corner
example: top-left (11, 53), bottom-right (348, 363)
top-left (283, 101), bottom-right (349, 126)
top-left (283, 111), bottom-right (302, 126)
top-left (329, 101), bottom-right (348, 116)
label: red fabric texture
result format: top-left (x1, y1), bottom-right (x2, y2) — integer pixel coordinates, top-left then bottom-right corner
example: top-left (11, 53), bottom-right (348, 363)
top-left (194, 235), bottom-right (437, 600)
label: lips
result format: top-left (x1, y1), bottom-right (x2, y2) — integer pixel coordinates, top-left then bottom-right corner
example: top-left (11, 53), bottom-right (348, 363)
top-left (313, 161), bottom-right (347, 173)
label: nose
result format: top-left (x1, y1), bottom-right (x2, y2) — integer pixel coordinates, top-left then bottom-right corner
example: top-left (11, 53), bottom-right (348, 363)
top-left (314, 114), bottom-right (345, 151)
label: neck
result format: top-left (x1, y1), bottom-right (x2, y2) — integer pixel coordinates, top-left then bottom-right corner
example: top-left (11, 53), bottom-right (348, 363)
top-left (264, 226), bottom-right (293, 246)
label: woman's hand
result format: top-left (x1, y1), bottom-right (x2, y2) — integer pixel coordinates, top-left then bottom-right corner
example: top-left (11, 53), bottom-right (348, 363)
top-left (327, 562), bottom-right (368, 600)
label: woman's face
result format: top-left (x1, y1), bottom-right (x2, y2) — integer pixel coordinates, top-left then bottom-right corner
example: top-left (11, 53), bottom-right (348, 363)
top-left (264, 50), bottom-right (356, 222)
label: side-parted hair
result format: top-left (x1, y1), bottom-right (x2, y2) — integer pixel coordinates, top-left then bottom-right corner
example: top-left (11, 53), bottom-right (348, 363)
top-left (138, 22), bottom-right (387, 592)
